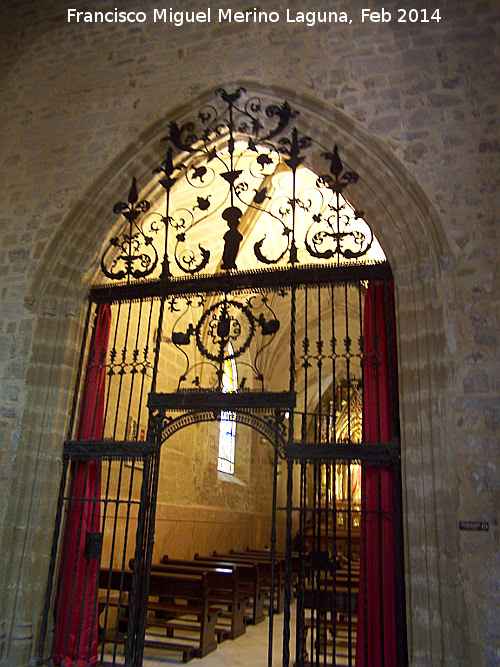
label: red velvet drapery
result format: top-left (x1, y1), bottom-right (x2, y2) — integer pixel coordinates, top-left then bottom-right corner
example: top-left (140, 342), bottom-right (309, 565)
top-left (355, 281), bottom-right (397, 667)
top-left (54, 304), bottom-right (110, 666)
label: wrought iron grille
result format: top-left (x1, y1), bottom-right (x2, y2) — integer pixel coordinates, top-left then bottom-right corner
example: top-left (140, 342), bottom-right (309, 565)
top-left (99, 87), bottom-right (384, 285)
top-left (38, 88), bottom-right (406, 667)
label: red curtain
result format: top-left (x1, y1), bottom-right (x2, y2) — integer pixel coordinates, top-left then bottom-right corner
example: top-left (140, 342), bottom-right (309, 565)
top-left (356, 281), bottom-right (397, 667)
top-left (54, 304), bottom-right (110, 666)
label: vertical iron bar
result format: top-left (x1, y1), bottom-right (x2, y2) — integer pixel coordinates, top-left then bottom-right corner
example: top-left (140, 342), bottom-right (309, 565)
top-left (331, 285), bottom-right (337, 446)
top-left (311, 460), bottom-right (317, 664)
top-left (123, 299), bottom-right (144, 438)
top-left (344, 283), bottom-right (352, 444)
top-left (162, 170), bottom-right (171, 278)
top-left (322, 463), bottom-right (328, 667)
top-left (119, 459), bottom-right (138, 576)
top-left (134, 444), bottom-right (162, 666)
top-left (132, 295), bottom-right (166, 666)
top-left (317, 285), bottom-right (323, 438)
top-left (35, 457), bottom-right (70, 665)
top-left (126, 456), bottom-right (151, 665)
top-left (151, 298), bottom-right (166, 394)
top-left (111, 301), bottom-right (134, 440)
top-left (290, 142), bottom-right (298, 264)
top-left (285, 284), bottom-right (296, 667)
top-left (331, 285), bottom-right (339, 666)
top-left (296, 461), bottom-right (306, 667)
top-left (98, 458), bottom-right (115, 664)
top-left (282, 458), bottom-right (294, 667)
top-left (133, 299), bottom-right (155, 431)
top-left (302, 286), bottom-right (309, 442)
top-left (371, 286), bottom-right (386, 666)
top-left (344, 283), bottom-right (353, 665)
top-left (109, 460), bottom-right (126, 665)
top-left (81, 461), bottom-right (103, 665)
top-left (361, 464), bottom-right (368, 667)
top-left (330, 462), bottom-right (337, 667)
top-left (347, 461), bottom-right (353, 667)
top-left (102, 300), bottom-right (122, 436)
top-left (268, 442), bottom-right (279, 667)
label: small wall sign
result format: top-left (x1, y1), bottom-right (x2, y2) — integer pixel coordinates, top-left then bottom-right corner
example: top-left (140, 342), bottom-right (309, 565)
top-left (459, 521), bottom-right (489, 531)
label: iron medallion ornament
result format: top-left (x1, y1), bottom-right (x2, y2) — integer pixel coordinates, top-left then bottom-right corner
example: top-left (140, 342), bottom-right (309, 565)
top-left (194, 299), bottom-right (255, 362)
top-left (168, 291), bottom-right (283, 392)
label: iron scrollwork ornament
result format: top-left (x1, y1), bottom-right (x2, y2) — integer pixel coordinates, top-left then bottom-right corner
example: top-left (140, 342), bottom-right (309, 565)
top-left (305, 145), bottom-right (373, 261)
top-left (100, 89), bottom-right (380, 283)
top-left (101, 178), bottom-right (158, 281)
top-left (253, 127), bottom-right (312, 266)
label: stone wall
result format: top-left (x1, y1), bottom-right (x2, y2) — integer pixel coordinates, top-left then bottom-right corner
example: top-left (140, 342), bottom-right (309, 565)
top-left (0, 0), bottom-right (498, 664)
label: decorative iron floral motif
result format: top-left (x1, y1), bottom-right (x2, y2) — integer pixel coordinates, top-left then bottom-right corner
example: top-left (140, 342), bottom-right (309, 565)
top-left (100, 178), bottom-right (156, 281)
top-left (306, 145), bottom-right (372, 261)
top-left (100, 88), bottom-right (378, 283)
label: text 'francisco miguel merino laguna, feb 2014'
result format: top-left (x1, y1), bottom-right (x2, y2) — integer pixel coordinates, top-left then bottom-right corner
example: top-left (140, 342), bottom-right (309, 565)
top-left (66, 7), bottom-right (355, 26)
top-left (67, 7), bottom-right (443, 26)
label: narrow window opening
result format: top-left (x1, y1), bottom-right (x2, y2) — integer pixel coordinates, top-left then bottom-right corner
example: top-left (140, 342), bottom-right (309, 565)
top-left (217, 344), bottom-right (237, 474)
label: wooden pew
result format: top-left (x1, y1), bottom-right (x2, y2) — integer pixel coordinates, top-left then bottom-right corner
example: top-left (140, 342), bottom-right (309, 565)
top-left (98, 567), bottom-right (220, 662)
top-left (148, 561), bottom-right (247, 640)
top-left (213, 550), bottom-right (286, 614)
top-left (192, 555), bottom-right (265, 625)
top-left (164, 555), bottom-right (265, 626)
top-left (229, 550), bottom-right (288, 612)
top-left (244, 547), bottom-right (303, 579)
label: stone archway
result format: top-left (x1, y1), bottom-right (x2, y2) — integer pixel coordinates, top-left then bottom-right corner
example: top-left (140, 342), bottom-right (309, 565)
top-left (0, 83), bottom-right (459, 666)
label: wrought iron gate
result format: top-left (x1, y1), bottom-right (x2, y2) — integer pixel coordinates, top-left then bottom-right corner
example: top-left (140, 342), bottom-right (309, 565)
top-left (38, 88), bottom-right (406, 666)
top-left (283, 276), bottom-right (407, 667)
top-left (36, 299), bottom-right (162, 666)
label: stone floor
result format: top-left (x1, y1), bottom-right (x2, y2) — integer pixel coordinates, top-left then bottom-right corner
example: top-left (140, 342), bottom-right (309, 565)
top-left (100, 605), bottom-right (296, 666)
top-left (103, 603), bottom-right (357, 666)
top-left (140, 607), bottom-right (296, 666)
top-left (141, 610), bottom-right (356, 666)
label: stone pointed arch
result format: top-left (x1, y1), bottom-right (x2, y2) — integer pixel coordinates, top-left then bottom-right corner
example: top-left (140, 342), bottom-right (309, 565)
top-left (0, 82), bottom-right (459, 666)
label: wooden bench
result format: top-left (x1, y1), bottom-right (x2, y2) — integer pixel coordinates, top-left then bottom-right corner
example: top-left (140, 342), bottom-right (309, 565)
top-left (244, 547), bottom-right (303, 579)
top-left (214, 550), bottom-right (286, 613)
top-left (98, 567), bottom-right (220, 663)
top-left (191, 555), bottom-right (265, 625)
top-left (149, 561), bottom-right (247, 640)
